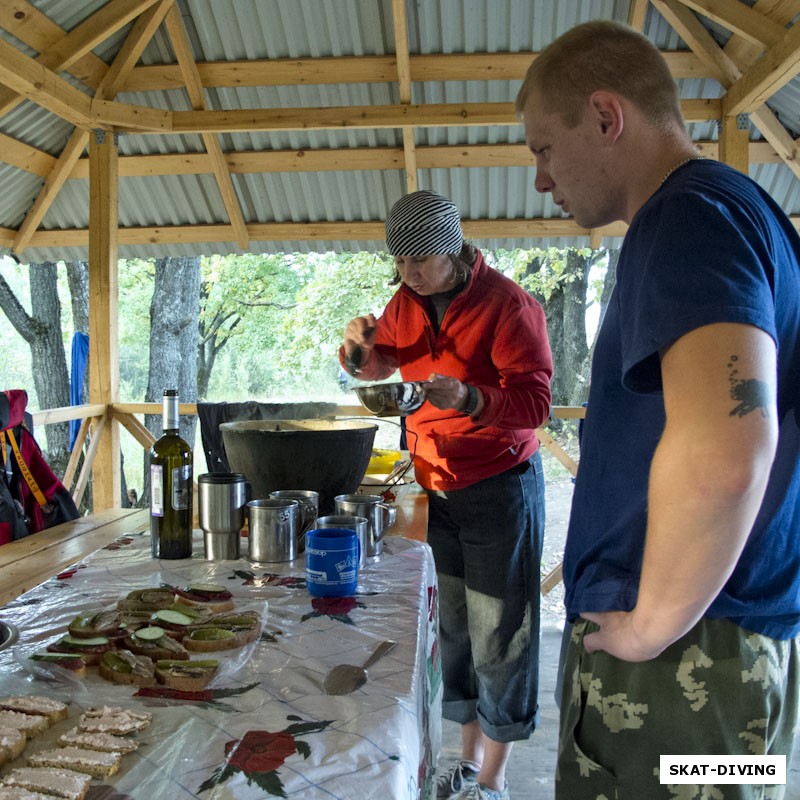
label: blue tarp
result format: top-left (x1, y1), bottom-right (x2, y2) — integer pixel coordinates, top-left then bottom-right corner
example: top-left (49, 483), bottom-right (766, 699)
top-left (69, 332), bottom-right (89, 451)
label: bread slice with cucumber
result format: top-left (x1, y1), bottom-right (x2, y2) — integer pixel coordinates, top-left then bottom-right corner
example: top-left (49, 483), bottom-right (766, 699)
top-left (98, 650), bottom-right (156, 687)
top-left (122, 625), bottom-right (190, 660)
top-left (154, 659), bottom-right (219, 690)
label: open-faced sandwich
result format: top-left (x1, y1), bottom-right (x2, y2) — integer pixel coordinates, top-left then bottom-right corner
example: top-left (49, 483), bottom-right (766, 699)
top-left (67, 609), bottom-right (128, 641)
top-left (28, 652), bottom-right (87, 678)
top-left (116, 587), bottom-right (176, 612)
top-left (78, 706), bottom-right (152, 735)
top-left (0, 710), bottom-right (51, 738)
top-left (58, 727), bottom-right (139, 754)
top-left (46, 635), bottom-right (113, 666)
top-left (121, 625), bottom-right (190, 660)
top-left (154, 658), bottom-right (219, 691)
top-left (182, 610), bottom-right (261, 652)
top-left (0, 696), bottom-right (69, 724)
top-left (27, 746), bottom-right (123, 779)
top-left (0, 725), bottom-right (27, 766)
top-left (98, 650), bottom-right (156, 688)
top-left (0, 766), bottom-right (92, 800)
top-left (172, 583), bottom-right (235, 613)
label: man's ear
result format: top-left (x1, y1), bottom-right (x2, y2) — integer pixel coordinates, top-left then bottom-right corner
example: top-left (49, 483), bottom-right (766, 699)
top-left (588, 90), bottom-right (624, 143)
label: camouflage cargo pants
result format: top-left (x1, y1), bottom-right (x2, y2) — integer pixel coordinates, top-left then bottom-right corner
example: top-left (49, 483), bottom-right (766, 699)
top-left (557, 617), bottom-right (799, 800)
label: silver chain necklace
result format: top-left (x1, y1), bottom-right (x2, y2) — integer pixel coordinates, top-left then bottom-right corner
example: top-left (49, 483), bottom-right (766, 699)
top-left (661, 155), bottom-right (705, 186)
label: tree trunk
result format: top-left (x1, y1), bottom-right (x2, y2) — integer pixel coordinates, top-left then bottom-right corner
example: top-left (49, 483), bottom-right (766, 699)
top-left (143, 257), bottom-right (202, 496)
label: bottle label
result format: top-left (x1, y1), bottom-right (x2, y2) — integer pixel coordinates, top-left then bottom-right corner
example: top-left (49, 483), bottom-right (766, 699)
top-left (151, 465), bottom-right (164, 517)
top-left (171, 464), bottom-right (192, 511)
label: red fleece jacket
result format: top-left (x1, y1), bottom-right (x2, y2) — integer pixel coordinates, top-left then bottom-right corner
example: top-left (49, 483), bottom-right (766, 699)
top-left (341, 251), bottom-right (553, 490)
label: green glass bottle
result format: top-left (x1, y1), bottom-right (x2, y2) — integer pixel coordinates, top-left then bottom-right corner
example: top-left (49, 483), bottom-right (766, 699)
top-left (150, 389), bottom-right (193, 559)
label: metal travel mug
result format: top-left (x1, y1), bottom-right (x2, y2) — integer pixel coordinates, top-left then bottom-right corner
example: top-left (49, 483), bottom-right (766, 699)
top-left (314, 514), bottom-right (368, 570)
top-left (334, 494), bottom-right (396, 558)
top-left (247, 498), bottom-right (300, 562)
top-left (268, 489), bottom-right (319, 550)
top-left (198, 472), bottom-right (249, 560)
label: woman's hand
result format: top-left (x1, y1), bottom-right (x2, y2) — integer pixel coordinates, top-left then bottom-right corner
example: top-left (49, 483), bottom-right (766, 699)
top-left (343, 314), bottom-right (377, 372)
top-left (424, 373), bottom-right (469, 411)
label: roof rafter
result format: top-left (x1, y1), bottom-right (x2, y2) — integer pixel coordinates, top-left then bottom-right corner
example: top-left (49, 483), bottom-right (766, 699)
top-left (13, 0), bottom-right (175, 255)
top-left (163, 3), bottom-right (248, 250)
top-left (672, 0), bottom-right (787, 48)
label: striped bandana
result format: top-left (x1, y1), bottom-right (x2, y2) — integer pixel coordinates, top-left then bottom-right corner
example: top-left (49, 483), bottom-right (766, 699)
top-left (385, 190), bottom-right (463, 256)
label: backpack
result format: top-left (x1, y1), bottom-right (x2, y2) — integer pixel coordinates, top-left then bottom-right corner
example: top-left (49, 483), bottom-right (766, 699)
top-left (1, 389), bottom-right (80, 546)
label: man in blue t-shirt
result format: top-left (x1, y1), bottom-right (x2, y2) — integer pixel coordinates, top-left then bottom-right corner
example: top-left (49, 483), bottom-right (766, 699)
top-left (516, 20), bottom-right (800, 800)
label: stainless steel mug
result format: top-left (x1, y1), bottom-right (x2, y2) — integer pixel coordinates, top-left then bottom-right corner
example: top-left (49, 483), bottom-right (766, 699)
top-left (198, 472), bottom-right (248, 560)
top-left (247, 498), bottom-right (300, 562)
top-left (268, 489), bottom-right (319, 550)
top-left (334, 494), bottom-right (396, 558)
top-left (314, 514), bottom-right (368, 569)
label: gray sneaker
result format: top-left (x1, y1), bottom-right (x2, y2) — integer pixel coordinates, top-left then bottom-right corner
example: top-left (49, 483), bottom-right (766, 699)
top-left (449, 782), bottom-right (510, 800)
top-left (436, 760), bottom-right (480, 799)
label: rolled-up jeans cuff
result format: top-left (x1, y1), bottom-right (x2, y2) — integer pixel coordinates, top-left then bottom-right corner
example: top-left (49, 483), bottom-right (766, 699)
top-left (442, 698), bottom-right (478, 725)
top-left (478, 705), bottom-right (539, 743)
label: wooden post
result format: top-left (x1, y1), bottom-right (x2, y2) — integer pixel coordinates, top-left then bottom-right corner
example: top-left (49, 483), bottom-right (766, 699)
top-left (718, 114), bottom-right (750, 174)
top-left (88, 129), bottom-right (120, 510)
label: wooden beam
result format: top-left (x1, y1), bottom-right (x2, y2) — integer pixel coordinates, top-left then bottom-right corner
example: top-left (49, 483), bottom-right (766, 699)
top-left (13, 1), bottom-right (173, 255)
top-left (0, 132), bottom-right (56, 175)
top-left (722, 20), bottom-right (800, 115)
top-left (655, 0), bottom-right (800, 179)
top-left (0, 0), bottom-right (109, 93)
top-left (718, 114), bottom-right (751, 171)
top-left (163, 3), bottom-right (248, 249)
top-left (673, 0), bottom-right (785, 48)
top-left (60, 139), bottom-right (781, 180)
top-left (88, 131), bottom-right (120, 511)
top-left (628, 0), bottom-right (650, 29)
top-left (392, 0), bottom-right (417, 193)
top-left (119, 50), bottom-right (713, 93)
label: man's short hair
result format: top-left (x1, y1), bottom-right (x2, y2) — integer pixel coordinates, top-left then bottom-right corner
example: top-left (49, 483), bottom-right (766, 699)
top-left (515, 20), bottom-right (684, 133)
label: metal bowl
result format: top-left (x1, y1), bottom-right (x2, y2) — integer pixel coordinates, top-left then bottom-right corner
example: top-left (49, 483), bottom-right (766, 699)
top-left (0, 620), bottom-right (19, 652)
top-left (354, 381), bottom-right (428, 417)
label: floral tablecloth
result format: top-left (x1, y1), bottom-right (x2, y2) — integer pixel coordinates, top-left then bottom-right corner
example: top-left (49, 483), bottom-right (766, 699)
top-left (0, 527), bottom-right (442, 799)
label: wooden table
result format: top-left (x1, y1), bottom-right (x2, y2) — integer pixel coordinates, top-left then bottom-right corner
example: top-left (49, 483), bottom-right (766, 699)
top-left (0, 486), bottom-right (441, 799)
top-left (0, 507), bottom-right (149, 607)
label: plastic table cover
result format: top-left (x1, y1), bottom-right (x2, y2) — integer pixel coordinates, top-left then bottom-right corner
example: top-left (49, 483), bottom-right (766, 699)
top-left (0, 527), bottom-right (442, 799)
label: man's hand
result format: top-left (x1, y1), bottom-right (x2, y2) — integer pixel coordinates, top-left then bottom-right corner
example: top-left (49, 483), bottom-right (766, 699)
top-left (581, 610), bottom-right (670, 662)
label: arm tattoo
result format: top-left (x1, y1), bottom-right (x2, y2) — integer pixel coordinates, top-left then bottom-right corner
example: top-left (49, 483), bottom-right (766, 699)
top-left (727, 355), bottom-right (771, 418)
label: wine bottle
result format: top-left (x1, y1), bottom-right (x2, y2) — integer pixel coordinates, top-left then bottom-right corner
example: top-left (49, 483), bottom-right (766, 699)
top-left (150, 389), bottom-right (193, 559)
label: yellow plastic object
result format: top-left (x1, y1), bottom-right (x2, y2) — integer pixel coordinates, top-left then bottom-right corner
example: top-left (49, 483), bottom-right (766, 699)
top-left (366, 449), bottom-right (402, 475)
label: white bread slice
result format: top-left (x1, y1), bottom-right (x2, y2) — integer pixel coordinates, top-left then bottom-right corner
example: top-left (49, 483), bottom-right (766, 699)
top-left (0, 725), bottom-right (27, 761)
top-left (78, 706), bottom-right (152, 735)
top-left (0, 711), bottom-right (50, 737)
top-left (0, 787), bottom-right (64, 799)
top-left (27, 747), bottom-right (122, 779)
top-left (57, 727), bottom-right (138, 754)
top-left (1, 767), bottom-right (91, 800)
top-left (0, 696), bottom-right (68, 724)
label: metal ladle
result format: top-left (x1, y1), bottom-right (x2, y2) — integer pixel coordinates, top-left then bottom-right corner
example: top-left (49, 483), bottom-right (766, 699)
top-left (323, 639), bottom-right (397, 695)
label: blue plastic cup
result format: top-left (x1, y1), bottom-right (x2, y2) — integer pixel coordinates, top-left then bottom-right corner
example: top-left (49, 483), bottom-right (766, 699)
top-left (305, 528), bottom-right (360, 597)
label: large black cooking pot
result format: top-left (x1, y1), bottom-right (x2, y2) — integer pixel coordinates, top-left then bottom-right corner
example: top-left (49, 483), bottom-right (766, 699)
top-left (219, 419), bottom-right (378, 513)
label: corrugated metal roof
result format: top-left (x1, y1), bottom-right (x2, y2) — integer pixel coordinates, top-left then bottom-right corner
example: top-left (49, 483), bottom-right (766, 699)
top-left (0, 0), bottom-right (797, 263)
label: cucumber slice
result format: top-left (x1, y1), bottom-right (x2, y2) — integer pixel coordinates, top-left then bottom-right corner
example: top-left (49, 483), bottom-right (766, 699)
top-left (101, 652), bottom-right (132, 672)
top-left (62, 635), bottom-right (109, 646)
top-left (156, 659), bottom-right (218, 669)
top-left (133, 626), bottom-right (166, 641)
top-left (31, 652), bottom-right (83, 662)
top-left (188, 627), bottom-right (236, 641)
top-left (152, 609), bottom-right (193, 626)
top-left (187, 583), bottom-right (226, 594)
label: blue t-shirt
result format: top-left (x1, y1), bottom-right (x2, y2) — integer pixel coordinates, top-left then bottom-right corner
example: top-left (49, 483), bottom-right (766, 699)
top-left (564, 159), bottom-right (800, 640)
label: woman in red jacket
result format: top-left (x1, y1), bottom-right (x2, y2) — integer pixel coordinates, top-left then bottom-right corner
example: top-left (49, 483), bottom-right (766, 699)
top-left (341, 191), bottom-right (553, 800)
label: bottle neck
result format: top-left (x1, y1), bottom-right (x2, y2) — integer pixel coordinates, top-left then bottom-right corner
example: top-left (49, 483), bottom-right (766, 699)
top-left (162, 392), bottom-right (180, 433)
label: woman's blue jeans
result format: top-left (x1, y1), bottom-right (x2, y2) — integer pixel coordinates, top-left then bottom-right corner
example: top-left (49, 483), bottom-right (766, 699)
top-left (426, 449), bottom-right (545, 743)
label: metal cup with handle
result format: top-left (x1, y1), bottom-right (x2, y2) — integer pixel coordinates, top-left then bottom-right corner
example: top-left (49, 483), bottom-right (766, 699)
top-left (268, 489), bottom-right (319, 552)
top-left (314, 514), bottom-right (368, 569)
top-left (247, 498), bottom-right (300, 562)
top-left (334, 493), bottom-right (396, 558)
